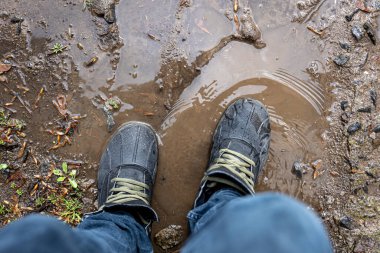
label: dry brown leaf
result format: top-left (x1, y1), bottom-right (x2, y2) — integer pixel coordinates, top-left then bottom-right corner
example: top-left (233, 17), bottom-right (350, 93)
top-left (0, 64), bottom-right (11, 74)
top-left (234, 0), bottom-right (239, 12)
top-left (17, 142), bottom-right (27, 159)
top-left (234, 14), bottom-right (240, 31)
top-left (196, 19), bottom-right (211, 35)
top-left (0, 75), bottom-right (8, 82)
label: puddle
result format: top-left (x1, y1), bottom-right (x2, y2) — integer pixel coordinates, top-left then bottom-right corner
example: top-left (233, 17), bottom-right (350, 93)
top-left (151, 39), bottom-right (326, 239)
top-left (72, 0), bottom-right (330, 245)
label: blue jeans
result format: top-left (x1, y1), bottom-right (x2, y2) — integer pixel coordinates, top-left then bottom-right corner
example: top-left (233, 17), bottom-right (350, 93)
top-left (0, 190), bottom-right (333, 253)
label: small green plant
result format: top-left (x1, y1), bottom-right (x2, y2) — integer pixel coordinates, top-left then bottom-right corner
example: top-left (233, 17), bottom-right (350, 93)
top-left (16, 189), bottom-right (23, 196)
top-left (35, 197), bottom-right (45, 207)
top-left (105, 98), bottom-right (121, 110)
top-left (60, 197), bottom-right (82, 224)
top-left (83, 0), bottom-right (93, 10)
top-left (0, 164), bottom-right (8, 170)
top-left (0, 203), bottom-right (9, 215)
top-left (51, 43), bottom-right (65, 54)
top-left (10, 182), bottom-right (16, 189)
top-left (48, 193), bottom-right (59, 205)
top-left (53, 162), bottom-right (78, 189)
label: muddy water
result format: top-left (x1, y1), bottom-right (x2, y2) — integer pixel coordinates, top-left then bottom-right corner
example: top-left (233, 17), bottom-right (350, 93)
top-left (71, 0), bottom-right (331, 248)
top-left (153, 45), bottom-right (326, 241)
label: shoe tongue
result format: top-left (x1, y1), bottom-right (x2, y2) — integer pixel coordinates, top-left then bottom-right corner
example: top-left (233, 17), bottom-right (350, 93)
top-left (222, 139), bottom-right (259, 163)
top-left (116, 164), bottom-right (145, 185)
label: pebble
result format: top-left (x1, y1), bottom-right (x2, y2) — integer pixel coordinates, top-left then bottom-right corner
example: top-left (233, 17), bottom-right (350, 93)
top-left (154, 225), bottom-right (184, 250)
top-left (351, 25), bottom-right (364, 41)
top-left (79, 178), bottom-right (95, 190)
top-left (339, 215), bottom-right (354, 230)
top-left (0, 11), bottom-right (9, 19)
top-left (333, 55), bottom-right (350, 66)
top-left (341, 112), bottom-right (349, 123)
top-left (357, 106), bottom-right (371, 113)
top-left (370, 90), bottom-right (377, 107)
top-left (340, 100), bottom-right (349, 111)
top-left (347, 122), bottom-right (361, 135)
top-left (339, 41), bottom-right (350, 50)
top-left (363, 22), bottom-right (376, 45)
top-left (372, 124), bottom-right (380, 133)
top-left (155, 78), bottom-right (164, 90)
top-left (292, 161), bottom-right (309, 179)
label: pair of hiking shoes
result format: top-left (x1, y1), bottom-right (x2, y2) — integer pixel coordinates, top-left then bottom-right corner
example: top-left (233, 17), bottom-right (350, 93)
top-left (97, 98), bottom-right (271, 229)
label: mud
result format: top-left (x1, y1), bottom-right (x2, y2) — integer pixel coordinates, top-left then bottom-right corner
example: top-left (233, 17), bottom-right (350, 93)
top-left (0, 0), bottom-right (379, 252)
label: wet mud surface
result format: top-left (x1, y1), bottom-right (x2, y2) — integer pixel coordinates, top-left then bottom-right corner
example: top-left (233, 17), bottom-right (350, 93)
top-left (0, 0), bottom-right (379, 252)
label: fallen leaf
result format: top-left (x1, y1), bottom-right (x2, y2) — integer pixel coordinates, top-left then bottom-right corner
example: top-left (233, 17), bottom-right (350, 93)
top-left (0, 64), bottom-right (11, 74)
top-left (0, 75), bottom-right (8, 82)
top-left (196, 19), bottom-right (211, 35)
top-left (17, 142), bottom-right (27, 159)
top-left (234, 14), bottom-right (240, 31)
top-left (234, 0), bottom-right (239, 12)
top-left (330, 171), bottom-right (340, 177)
top-left (351, 169), bottom-right (365, 174)
top-left (311, 159), bottom-right (322, 170)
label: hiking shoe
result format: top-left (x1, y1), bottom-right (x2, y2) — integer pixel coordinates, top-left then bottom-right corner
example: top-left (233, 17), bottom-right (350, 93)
top-left (194, 98), bottom-right (271, 207)
top-left (98, 121), bottom-right (159, 225)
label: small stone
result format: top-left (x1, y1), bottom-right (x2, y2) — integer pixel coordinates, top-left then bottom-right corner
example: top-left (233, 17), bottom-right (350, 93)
top-left (370, 90), bottom-right (377, 107)
top-left (154, 225), bottom-right (184, 250)
top-left (357, 106), bottom-right (371, 113)
top-left (79, 178), bottom-right (95, 190)
top-left (352, 25), bottom-right (364, 41)
top-left (296, 1), bottom-right (306, 10)
top-left (82, 197), bottom-right (93, 206)
top-left (155, 78), bottom-right (163, 90)
top-left (339, 216), bottom-right (354, 230)
top-left (339, 41), bottom-right (350, 50)
top-left (333, 55), bottom-right (350, 66)
top-left (341, 112), bottom-right (349, 123)
top-left (292, 161), bottom-right (309, 179)
top-left (363, 22), bottom-right (376, 45)
top-left (347, 122), bottom-right (361, 135)
top-left (372, 124), bottom-right (380, 133)
top-left (104, 3), bottom-right (116, 23)
top-left (340, 100), bottom-right (349, 110)
top-left (0, 11), bottom-right (9, 19)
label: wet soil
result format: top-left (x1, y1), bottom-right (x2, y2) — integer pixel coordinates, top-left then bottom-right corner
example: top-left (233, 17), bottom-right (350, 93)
top-left (0, 0), bottom-right (379, 252)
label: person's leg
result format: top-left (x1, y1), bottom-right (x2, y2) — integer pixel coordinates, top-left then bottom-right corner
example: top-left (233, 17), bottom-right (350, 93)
top-left (187, 188), bottom-right (242, 233)
top-left (184, 98), bottom-right (332, 252)
top-left (183, 193), bottom-right (333, 253)
top-left (0, 122), bottom-right (159, 253)
top-left (0, 211), bottom-right (151, 253)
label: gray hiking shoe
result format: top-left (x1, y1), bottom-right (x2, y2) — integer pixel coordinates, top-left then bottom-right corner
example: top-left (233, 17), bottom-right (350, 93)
top-left (98, 121), bottom-right (158, 225)
top-left (194, 98), bottom-right (271, 207)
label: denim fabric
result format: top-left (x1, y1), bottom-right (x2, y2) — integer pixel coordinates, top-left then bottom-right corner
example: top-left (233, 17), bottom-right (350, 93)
top-left (0, 191), bottom-right (333, 253)
top-left (0, 211), bottom-right (152, 253)
top-left (183, 190), bottom-right (333, 253)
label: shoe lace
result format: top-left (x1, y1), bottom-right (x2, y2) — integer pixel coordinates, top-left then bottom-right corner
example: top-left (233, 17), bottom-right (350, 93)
top-left (206, 148), bottom-right (256, 191)
top-left (105, 178), bottom-right (150, 206)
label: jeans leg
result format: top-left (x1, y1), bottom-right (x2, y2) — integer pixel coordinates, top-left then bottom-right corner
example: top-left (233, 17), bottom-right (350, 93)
top-left (183, 192), bottom-right (333, 253)
top-left (0, 211), bottom-right (152, 253)
top-left (187, 188), bottom-right (242, 233)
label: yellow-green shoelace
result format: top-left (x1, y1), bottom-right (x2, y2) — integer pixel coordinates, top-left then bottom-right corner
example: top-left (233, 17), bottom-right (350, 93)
top-left (205, 148), bottom-right (256, 192)
top-left (105, 178), bottom-right (149, 206)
